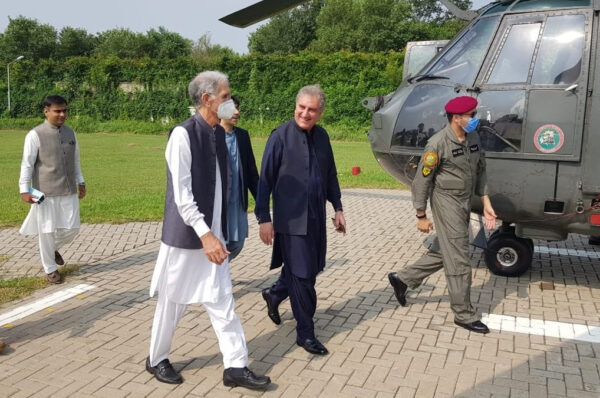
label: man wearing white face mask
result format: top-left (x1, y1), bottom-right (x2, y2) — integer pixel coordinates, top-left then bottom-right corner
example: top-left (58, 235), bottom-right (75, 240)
top-left (388, 96), bottom-right (497, 334)
top-left (146, 71), bottom-right (270, 390)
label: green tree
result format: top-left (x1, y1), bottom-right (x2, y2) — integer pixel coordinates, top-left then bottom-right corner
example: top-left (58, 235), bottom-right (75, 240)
top-left (191, 34), bottom-right (235, 63)
top-left (248, 0), bottom-right (323, 54)
top-left (94, 28), bottom-right (150, 58)
top-left (312, 0), bottom-right (467, 53)
top-left (409, 0), bottom-right (472, 22)
top-left (0, 16), bottom-right (57, 61)
top-left (310, 0), bottom-right (362, 52)
top-left (56, 27), bottom-right (97, 59)
top-left (146, 27), bottom-right (192, 58)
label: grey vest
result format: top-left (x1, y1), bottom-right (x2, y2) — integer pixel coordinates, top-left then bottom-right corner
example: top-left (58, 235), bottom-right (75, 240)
top-left (161, 114), bottom-right (229, 249)
top-left (33, 121), bottom-right (78, 197)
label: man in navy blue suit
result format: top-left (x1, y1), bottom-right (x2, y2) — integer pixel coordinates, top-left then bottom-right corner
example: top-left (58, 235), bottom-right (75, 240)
top-left (220, 96), bottom-right (259, 260)
top-left (255, 85), bottom-right (346, 355)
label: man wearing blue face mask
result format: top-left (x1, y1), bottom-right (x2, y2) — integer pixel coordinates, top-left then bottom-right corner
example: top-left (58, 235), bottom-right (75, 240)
top-left (388, 96), bottom-right (497, 334)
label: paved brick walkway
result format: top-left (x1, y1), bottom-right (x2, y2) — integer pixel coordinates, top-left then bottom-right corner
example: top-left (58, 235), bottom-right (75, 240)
top-left (1, 189), bottom-right (600, 397)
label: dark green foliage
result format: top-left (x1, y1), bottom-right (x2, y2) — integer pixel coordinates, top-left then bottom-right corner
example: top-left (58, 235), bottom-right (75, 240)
top-left (57, 27), bottom-right (97, 59)
top-left (409, 0), bottom-right (473, 22)
top-left (248, 0), bottom-right (323, 54)
top-left (0, 52), bottom-right (404, 138)
top-left (249, 0), bottom-right (469, 54)
top-left (0, 18), bottom-right (193, 61)
top-left (0, 16), bottom-right (58, 61)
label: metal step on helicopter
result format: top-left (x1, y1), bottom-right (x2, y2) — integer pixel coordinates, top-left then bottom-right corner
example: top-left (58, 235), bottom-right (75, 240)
top-left (221, 0), bottom-right (600, 277)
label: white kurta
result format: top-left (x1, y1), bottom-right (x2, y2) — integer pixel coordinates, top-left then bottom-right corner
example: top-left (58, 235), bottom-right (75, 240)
top-left (18, 128), bottom-right (84, 236)
top-left (149, 126), bottom-right (233, 304)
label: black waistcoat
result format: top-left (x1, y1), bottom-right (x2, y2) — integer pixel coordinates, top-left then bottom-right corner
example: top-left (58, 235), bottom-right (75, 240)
top-left (161, 114), bottom-right (228, 249)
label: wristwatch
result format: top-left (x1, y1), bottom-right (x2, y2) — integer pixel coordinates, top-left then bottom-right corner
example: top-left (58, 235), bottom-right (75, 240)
top-left (416, 213), bottom-right (427, 219)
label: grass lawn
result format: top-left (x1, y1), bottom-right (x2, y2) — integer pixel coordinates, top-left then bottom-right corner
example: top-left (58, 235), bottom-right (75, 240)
top-left (0, 129), bottom-right (403, 227)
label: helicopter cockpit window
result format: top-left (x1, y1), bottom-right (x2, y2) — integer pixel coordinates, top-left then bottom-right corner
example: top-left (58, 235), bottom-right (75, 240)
top-left (482, 2), bottom-right (512, 15)
top-left (391, 84), bottom-right (455, 148)
top-left (531, 15), bottom-right (585, 85)
top-left (511, 0), bottom-right (590, 11)
top-left (426, 17), bottom-right (498, 84)
top-left (406, 45), bottom-right (440, 78)
top-left (488, 23), bottom-right (541, 84)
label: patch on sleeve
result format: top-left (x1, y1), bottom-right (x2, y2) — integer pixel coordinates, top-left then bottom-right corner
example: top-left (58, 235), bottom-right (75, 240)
top-left (422, 166), bottom-right (432, 177)
top-left (423, 152), bottom-right (438, 167)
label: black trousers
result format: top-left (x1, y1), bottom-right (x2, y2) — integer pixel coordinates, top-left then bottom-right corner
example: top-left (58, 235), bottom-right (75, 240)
top-left (269, 265), bottom-right (317, 340)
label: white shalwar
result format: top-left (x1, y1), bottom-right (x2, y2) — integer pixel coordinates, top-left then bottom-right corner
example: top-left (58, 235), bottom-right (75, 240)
top-left (19, 129), bottom-right (84, 274)
top-left (148, 126), bottom-right (248, 369)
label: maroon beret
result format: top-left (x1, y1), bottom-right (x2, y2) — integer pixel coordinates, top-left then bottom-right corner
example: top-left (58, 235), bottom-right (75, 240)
top-left (444, 96), bottom-right (478, 114)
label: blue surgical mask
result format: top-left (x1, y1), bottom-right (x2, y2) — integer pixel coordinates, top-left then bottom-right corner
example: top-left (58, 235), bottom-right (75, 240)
top-left (462, 116), bottom-right (480, 133)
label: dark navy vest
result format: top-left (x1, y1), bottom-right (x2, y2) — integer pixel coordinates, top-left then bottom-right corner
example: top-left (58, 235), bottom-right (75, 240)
top-left (161, 114), bottom-right (228, 249)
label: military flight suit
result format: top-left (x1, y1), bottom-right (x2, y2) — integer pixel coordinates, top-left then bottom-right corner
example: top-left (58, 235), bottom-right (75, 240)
top-left (396, 124), bottom-right (488, 323)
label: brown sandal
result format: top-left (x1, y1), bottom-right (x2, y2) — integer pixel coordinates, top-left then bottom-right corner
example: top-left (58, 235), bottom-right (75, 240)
top-left (46, 271), bottom-right (62, 284)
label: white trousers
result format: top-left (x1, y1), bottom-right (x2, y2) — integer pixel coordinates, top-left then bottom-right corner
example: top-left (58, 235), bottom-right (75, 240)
top-left (148, 278), bottom-right (248, 369)
top-left (38, 228), bottom-right (79, 274)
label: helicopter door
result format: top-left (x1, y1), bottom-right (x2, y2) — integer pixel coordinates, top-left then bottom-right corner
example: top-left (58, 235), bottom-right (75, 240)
top-left (475, 11), bottom-right (591, 221)
top-left (402, 40), bottom-right (449, 81)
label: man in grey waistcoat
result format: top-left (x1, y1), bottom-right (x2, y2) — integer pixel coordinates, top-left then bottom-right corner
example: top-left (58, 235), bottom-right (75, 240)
top-left (146, 71), bottom-right (270, 390)
top-left (19, 95), bottom-right (86, 284)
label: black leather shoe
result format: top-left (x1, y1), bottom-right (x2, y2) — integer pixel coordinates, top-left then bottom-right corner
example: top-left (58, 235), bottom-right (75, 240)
top-left (388, 272), bottom-right (407, 306)
top-left (223, 367), bottom-right (271, 390)
top-left (54, 251), bottom-right (65, 266)
top-left (454, 320), bottom-right (490, 334)
top-left (262, 288), bottom-right (281, 325)
top-left (296, 338), bottom-right (329, 355)
top-left (146, 357), bottom-right (183, 384)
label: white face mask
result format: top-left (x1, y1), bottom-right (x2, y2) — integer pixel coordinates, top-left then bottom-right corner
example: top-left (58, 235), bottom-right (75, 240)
top-left (217, 99), bottom-right (236, 119)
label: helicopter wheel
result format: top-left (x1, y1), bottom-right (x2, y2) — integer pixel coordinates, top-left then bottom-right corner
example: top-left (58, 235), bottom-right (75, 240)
top-left (589, 236), bottom-right (600, 246)
top-left (484, 230), bottom-right (533, 277)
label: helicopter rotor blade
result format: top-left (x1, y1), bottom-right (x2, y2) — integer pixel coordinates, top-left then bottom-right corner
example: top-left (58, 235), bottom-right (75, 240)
top-left (438, 0), bottom-right (477, 21)
top-left (220, 0), bottom-right (309, 28)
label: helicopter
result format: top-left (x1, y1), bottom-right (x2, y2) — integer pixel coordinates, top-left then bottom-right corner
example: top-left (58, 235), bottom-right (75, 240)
top-left (221, 0), bottom-right (600, 277)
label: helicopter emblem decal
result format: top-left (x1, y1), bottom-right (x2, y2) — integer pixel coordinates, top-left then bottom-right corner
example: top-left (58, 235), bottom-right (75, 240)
top-left (534, 124), bottom-right (565, 154)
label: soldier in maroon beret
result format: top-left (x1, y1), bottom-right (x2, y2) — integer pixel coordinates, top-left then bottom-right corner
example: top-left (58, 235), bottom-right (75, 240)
top-left (389, 96), bottom-right (497, 334)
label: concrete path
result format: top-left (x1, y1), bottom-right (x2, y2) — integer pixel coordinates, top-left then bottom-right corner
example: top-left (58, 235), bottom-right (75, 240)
top-left (1, 189), bottom-right (599, 397)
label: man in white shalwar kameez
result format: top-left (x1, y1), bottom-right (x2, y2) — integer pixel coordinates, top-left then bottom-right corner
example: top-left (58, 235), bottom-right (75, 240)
top-left (146, 71), bottom-right (270, 390)
top-left (19, 95), bottom-right (86, 284)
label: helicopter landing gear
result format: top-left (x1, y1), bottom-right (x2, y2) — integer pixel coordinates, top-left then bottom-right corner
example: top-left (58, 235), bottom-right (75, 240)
top-left (484, 227), bottom-right (533, 277)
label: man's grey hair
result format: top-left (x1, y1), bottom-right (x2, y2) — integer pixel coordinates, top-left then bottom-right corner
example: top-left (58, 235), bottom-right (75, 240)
top-left (188, 71), bottom-right (229, 108)
top-left (296, 84), bottom-right (326, 111)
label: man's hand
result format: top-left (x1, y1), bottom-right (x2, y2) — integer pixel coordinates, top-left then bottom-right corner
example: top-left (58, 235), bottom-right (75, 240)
top-left (259, 222), bottom-right (274, 245)
top-left (483, 204), bottom-right (497, 230)
top-left (20, 193), bottom-right (35, 204)
top-left (78, 184), bottom-right (86, 199)
top-left (200, 231), bottom-right (230, 265)
top-left (481, 195), bottom-right (497, 230)
top-left (333, 210), bottom-right (346, 235)
top-left (417, 217), bottom-right (434, 233)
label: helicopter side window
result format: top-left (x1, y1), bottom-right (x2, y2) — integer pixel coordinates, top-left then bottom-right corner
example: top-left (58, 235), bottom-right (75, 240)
top-left (488, 23), bottom-right (541, 84)
top-left (531, 15), bottom-right (585, 85)
top-left (477, 90), bottom-right (526, 153)
top-left (426, 17), bottom-right (498, 84)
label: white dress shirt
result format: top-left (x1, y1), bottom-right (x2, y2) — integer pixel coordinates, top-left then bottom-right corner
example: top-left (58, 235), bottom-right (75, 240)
top-left (19, 128), bottom-right (84, 235)
top-left (149, 126), bottom-right (233, 304)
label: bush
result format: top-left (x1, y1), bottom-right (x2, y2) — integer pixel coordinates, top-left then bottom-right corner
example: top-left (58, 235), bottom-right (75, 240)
top-left (0, 51), bottom-right (404, 137)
